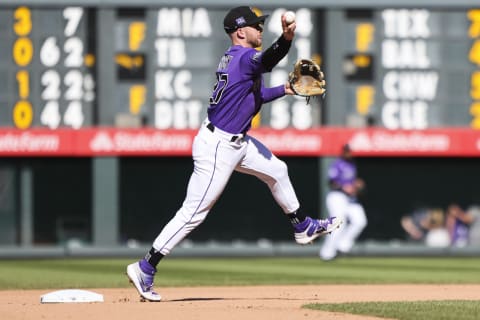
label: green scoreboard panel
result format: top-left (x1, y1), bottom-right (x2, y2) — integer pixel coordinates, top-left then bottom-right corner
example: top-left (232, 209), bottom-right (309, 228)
top-left (0, 6), bottom-right (96, 129)
top-left (141, 7), bottom-right (323, 130)
top-left (343, 8), bottom-right (480, 129)
top-left (376, 9), bottom-right (479, 129)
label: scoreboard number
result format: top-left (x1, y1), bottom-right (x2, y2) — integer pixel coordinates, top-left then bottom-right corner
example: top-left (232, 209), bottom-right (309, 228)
top-left (64, 38), bottom-right (84, 67)
top-left (40, 37), bottom-right (61, 67)
top-left (12, 6), bottom-right (34, 129)
top-left (41, 70), bottom-right (61, 100)
top-left (13, 101), bottom-right (34, 129)
top-left (13, 6), bottom-right (31, 36)
top-left (16, 70), bottom-right (29, 99)
top-left (64, 101), bottom-right (84, 129)
top-left (63, 7), bottom-right (83, 37)
top-left (12, 37), bottom-right (33, 66)
top-left (40, 101), bottom-right (61, 129)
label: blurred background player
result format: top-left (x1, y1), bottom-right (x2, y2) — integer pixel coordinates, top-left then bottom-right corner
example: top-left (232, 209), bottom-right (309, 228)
top-left (319, 144), bottom-right (367, 261)
top-left (126, 6), bottom-right (341, 301)
top-left (446, 203), bottom-right (480, 247)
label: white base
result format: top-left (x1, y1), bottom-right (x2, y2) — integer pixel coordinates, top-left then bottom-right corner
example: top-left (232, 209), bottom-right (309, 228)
top-left (40, 289), bottom-right (104, 303)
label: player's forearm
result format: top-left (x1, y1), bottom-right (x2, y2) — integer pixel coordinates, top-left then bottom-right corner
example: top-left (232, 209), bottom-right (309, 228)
top-left (261, 35), bottom-right (292, 72)
top-left (262, 85), bottom-right (285, 103)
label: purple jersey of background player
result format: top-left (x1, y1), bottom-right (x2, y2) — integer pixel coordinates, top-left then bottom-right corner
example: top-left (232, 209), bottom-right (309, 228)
top-left (207, 46), bottom-right (285, 134)
top-left (451, 219), bottom-right (469, 245)
top-left (328, 158), bottom-right (357, 188)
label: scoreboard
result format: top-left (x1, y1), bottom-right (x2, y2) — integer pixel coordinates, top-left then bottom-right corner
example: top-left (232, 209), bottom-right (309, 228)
top-left (0, 2), bottom-right (479, 142)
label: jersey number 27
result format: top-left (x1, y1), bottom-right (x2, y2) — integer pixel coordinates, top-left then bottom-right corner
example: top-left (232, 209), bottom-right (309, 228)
top-left (209, 73), bottom-right (228, 105)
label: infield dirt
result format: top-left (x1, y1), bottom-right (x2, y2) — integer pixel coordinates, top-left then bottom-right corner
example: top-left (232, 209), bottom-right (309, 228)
top-left (2, 284), bottom-right (480, 320)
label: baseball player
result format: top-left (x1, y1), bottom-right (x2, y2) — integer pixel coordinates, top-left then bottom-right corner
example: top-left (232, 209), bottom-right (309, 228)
top-left (127, 6), bottom-right (342, 302)
top-left (319, 144), bottom-right (367, 261)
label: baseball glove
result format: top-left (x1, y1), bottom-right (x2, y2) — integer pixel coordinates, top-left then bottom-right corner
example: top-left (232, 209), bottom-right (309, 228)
top-left (288, 59), bottom-right (326, 103)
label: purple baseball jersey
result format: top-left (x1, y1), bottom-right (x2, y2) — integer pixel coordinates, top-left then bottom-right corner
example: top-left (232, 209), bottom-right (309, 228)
top-left (451, 219), bottom-right (469, 246)
top-left (328, 158), bottom-right (357, 187)
top-left (207, 45), bottom-right (285, 134)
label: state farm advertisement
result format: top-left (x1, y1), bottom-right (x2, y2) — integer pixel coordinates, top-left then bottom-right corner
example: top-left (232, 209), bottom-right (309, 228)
top-left (0, 130), bottom-right (72, 155)
top-left (85, 129), bottom-right (194, 155)
top-left (0, 127), bottom-right (478, 157)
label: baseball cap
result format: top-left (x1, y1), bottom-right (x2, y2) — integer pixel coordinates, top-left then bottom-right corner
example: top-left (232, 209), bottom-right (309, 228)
top-left (342, 144), bottom-right (351, 152)
top-left (223, 6), bottom-right (269, 33)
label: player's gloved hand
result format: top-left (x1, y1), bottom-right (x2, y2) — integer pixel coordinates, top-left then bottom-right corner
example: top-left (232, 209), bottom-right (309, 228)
top-left (288, 58), bottom-right (326, 104)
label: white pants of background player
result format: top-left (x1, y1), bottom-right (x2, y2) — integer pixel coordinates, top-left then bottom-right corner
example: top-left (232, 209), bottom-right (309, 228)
top-left (152, 121), bottom-right (300, 255)
top-left (319, 190), bottom-right (367, 260)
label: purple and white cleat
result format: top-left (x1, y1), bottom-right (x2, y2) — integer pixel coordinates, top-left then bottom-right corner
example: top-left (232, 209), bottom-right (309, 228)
top-left (294, 216), bottom-right (343, 245)
top-left (126, 259), bottom-right (161, 302)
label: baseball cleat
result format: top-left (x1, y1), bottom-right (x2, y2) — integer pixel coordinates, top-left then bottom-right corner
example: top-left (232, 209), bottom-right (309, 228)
top-left (126, 259), bottom-right (161, 302)
top-left (294, 216), bottom-right (343, 245)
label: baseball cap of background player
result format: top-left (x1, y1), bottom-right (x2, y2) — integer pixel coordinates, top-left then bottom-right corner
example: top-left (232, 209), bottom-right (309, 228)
top-left (223, 6), bottom-right (269, 33)
top-left (342, 143), bottom-right (352, 158)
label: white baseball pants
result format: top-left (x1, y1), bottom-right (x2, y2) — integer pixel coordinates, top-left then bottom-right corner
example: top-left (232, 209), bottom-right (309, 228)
top-left (319, 190), bottom-right (367, 260)
top-left (152, 122), bottom-right (300, 255)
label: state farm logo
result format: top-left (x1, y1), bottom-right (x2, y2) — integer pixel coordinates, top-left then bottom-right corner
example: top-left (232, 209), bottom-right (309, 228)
top-left (350, 131), bottom-right (450, 152)
top-left (0, 132), bottom-right (59, 151)
top-left (90, 132), bottom-right (114, 151)
top-left (348, 132), bottom-right (372, 150)
top-left (89, 130), bottom-right (192, 152)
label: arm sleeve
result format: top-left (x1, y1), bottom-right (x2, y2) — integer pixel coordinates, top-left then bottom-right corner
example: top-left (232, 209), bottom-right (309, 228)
top-left (261, 85), bottom-right (285, 103)
top-left (261, 35), bottom-right (292, 72)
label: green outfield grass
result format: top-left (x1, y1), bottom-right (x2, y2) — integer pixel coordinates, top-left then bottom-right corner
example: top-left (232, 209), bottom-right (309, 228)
top-left (0, 257), bottom-right (479, 290)
top-left (305, 300), bottom-right (480, 320)
top-left (1, 257), bottom-right (478, 319)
